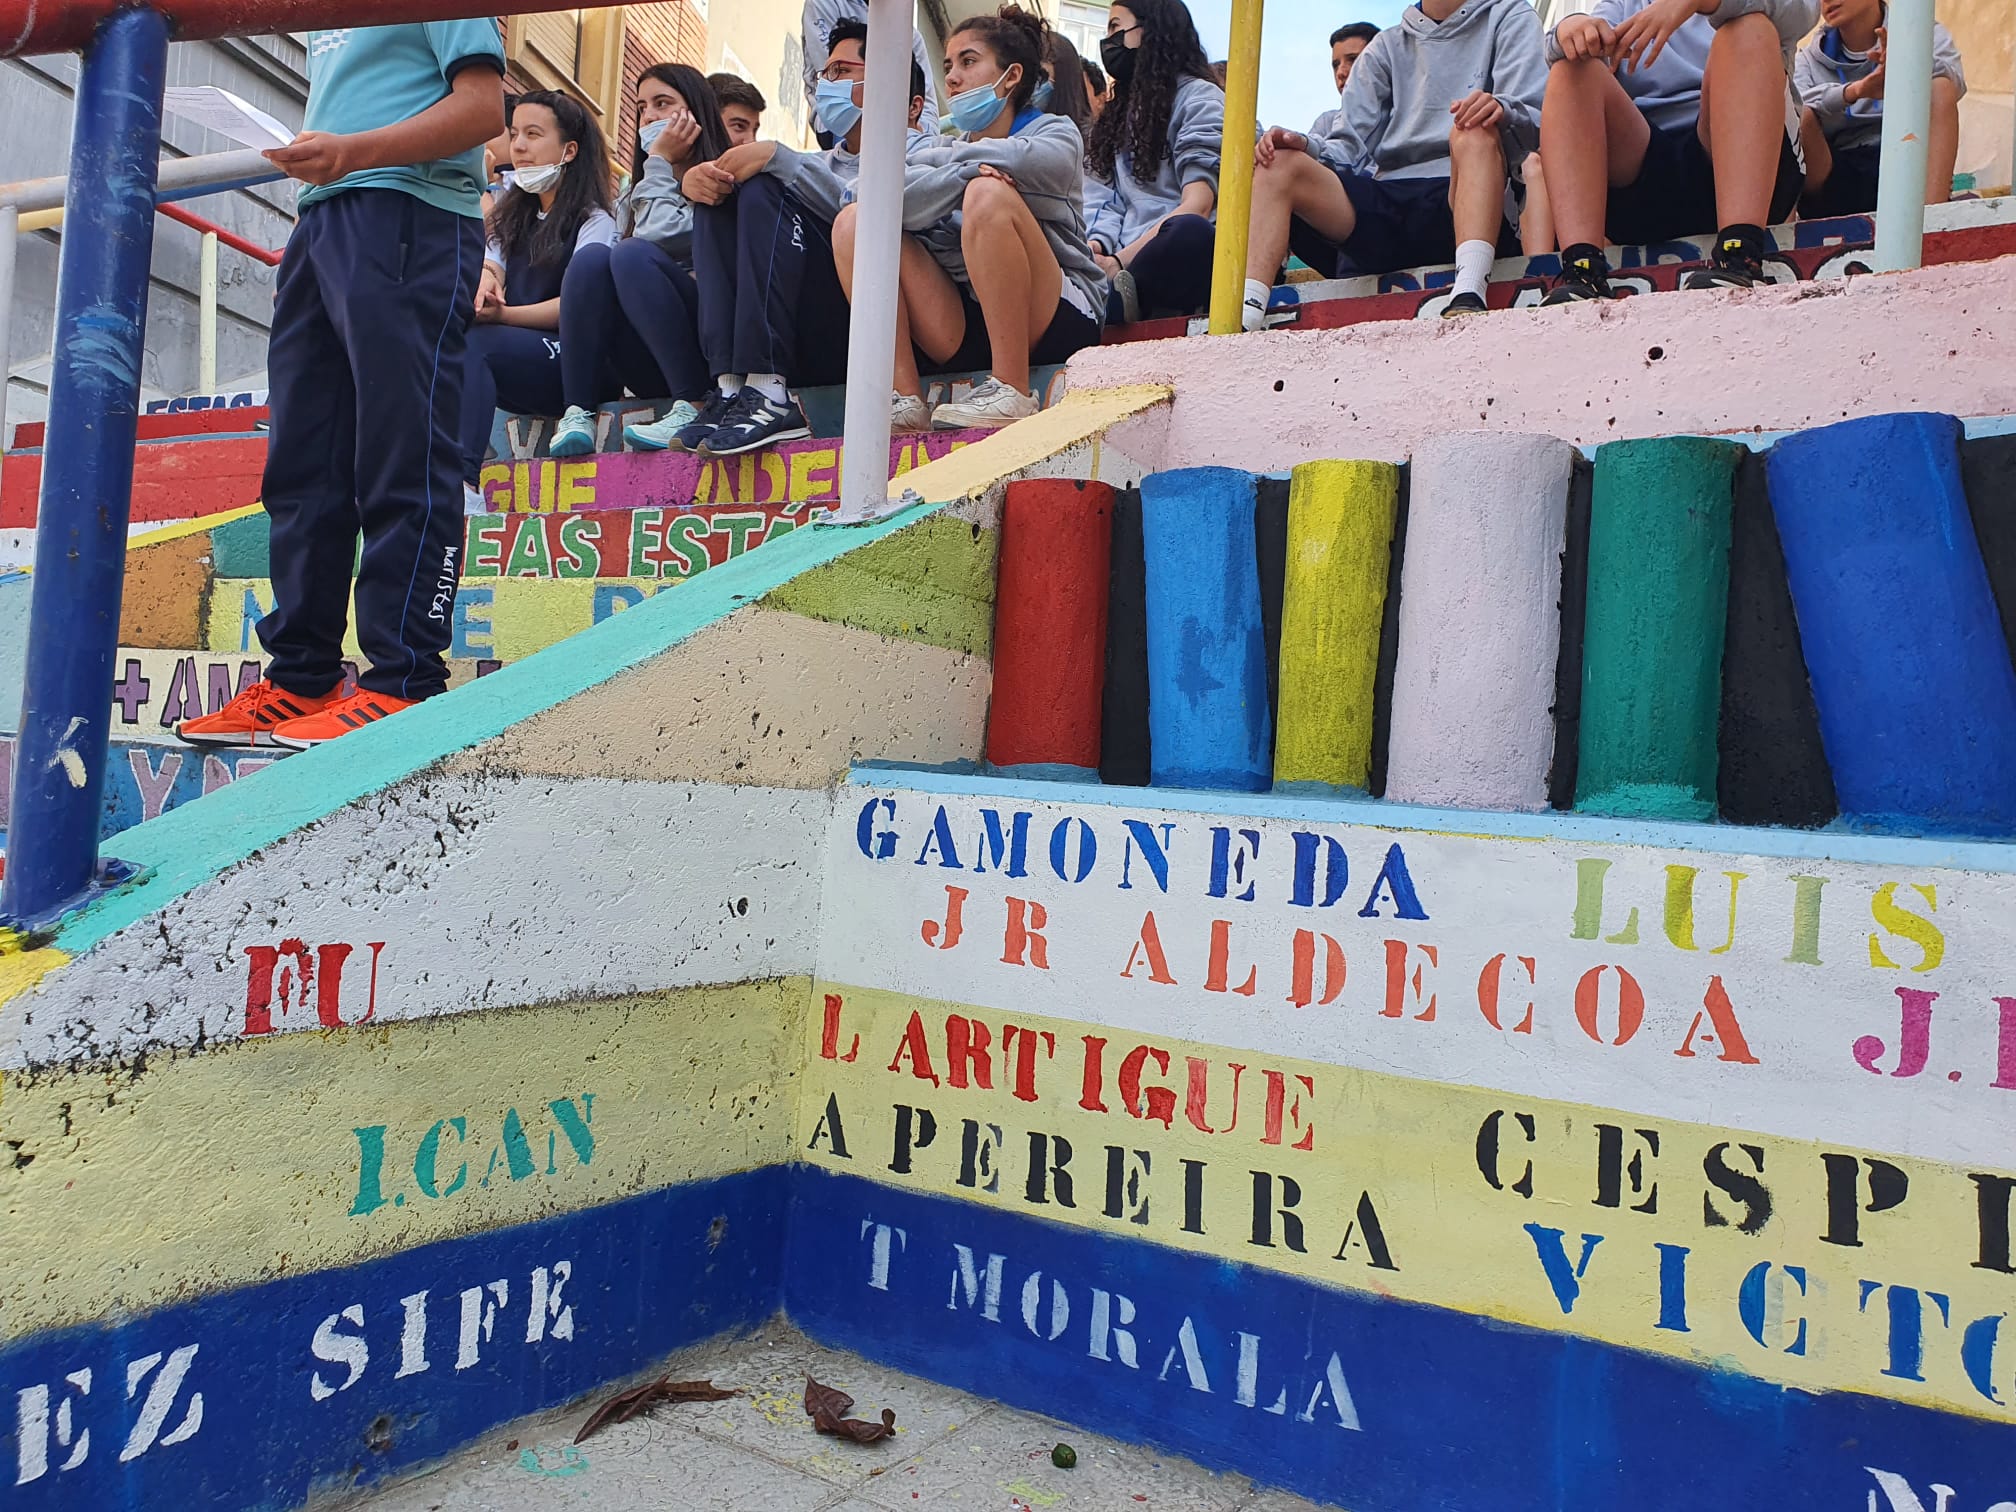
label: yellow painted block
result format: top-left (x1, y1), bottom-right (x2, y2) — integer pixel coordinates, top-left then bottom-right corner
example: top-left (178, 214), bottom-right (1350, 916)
top-left (0, 978), bottom-right (806, 1344)
top-left (0, 947), bottom-right (69, 1009)
top-left (884, 383), bottom-right (1171, 507)
top-left (203, 576), bottom-right (671, 662)
top-left (127, 502), bottom-right (264, 552)
top-left (803, 984), bottom-right (2016, 1424)
top-left (1274, 460), bottom-right (1400, 788)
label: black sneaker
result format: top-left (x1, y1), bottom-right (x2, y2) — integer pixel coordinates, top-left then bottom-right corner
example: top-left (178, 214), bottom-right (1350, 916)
top-left (1439, 290), bottom-right (1488, 319)
top-left (701, 390), bottom-right (812, 455)
top-left (672, 388), bottom-right (739, 452)
top-left (1542, 252), bottom-right (1615, 306)
top-left (1681, 253), bottom-right (1767, 290)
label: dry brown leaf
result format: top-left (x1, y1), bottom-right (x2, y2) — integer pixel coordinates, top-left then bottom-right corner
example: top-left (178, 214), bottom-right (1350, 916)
top-left (576, 1376), bottom-right (739, 1444)
top-left (803, 1375), bottom-right (899, 1443)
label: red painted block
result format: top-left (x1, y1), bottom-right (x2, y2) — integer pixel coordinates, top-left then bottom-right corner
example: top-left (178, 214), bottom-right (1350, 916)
top-left (986, 478), bottom-right (1116, 771)
top-left (10, 406), bottom-right (269, 449)
top-left (0, 435), bottom-right (267, 527)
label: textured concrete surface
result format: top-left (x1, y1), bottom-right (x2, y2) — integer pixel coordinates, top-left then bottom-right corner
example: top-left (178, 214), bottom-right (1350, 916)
top-left (116, 531), bottom-right (210, 649)
top-left (329, 1322), bottom-right (1335, 1512)
top-left (1070, 258), bottom-right (2016, 468)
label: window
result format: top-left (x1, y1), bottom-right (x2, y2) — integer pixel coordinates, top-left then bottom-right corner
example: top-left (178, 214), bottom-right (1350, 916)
top-left (506, 7), bottom-right (626, 122)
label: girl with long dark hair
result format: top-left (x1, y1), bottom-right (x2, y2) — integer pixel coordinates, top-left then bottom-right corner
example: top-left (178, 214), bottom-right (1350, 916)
top-left (831, 5), bottom-right (1104, 431)
top-left (1084, 0), bottom-right (1224, 321)
top-left (459, 90), bottom-right (620, 486)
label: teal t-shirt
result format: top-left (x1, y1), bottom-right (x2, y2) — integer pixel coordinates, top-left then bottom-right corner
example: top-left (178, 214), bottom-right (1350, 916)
top-left (299, 22), bottom-right (506, 219)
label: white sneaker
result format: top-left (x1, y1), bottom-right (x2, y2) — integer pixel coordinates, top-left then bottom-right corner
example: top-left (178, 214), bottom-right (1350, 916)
top-left (624, 399), bottom-right (701, 452)
top-left (548, 405), bottom-right (598, 457)
top-left (932, 377), bottom-right (1040, 430)
top-left (891, 391), bottom-right (932, 433)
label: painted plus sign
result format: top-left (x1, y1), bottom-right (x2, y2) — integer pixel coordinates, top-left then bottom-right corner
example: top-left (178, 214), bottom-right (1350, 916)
top-left (112, 658), bottom-right (151, 723)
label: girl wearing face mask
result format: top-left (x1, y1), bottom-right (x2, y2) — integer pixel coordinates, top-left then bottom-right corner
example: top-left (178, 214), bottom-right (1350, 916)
top-left (592, 64), bottom-right (738, 452)
top-left (459, 92), bottom-right (618, 493)
top-left (1084, 0), bottom-right (1224, 323)
top-left (832, 4), bottom-right (1104, 432)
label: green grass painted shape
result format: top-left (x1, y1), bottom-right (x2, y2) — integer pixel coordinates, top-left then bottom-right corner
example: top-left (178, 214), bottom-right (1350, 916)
top-left (1575, 435), bottom-right (1741, 821)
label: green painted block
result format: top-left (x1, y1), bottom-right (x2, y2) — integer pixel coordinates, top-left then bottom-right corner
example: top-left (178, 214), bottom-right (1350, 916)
top-left (762, 512), bottom-right (999, 657)
top-left (207, 512), bottom-right (273, 580)
top-left (1574, 436), bottom-right (1741, 821)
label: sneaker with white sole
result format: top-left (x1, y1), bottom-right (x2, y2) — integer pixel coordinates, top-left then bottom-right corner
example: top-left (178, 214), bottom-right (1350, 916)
top-left (702, 390), bottom-right (812, 455)
top-left (624, 399), bottom-right (702, 452)
top-left (932, 377), bottom-right (1040, 430)
top-left (891, 391), bottom-right (932, 433)
top-left (548, 405), bottom-right (598, 457)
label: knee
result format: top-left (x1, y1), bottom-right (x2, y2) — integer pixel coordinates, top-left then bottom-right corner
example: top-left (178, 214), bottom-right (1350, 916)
top-left (564, 238), bottom-right (612, 288)
top-left (1449, 121), bottom-right (1506, 168)
top-left (961, 174), bottom-right (1020, 229)
top-left (1931, 75), bottom-right (1961, 113)
top-left (1252, 153), bottom-right (1302, 200)
top-left (1707, 11), bottom-right (1777, 57)
top-left (1161, 213), bottom-right (1213, 249)
top-left (833, 202), bottom-right (859, 245)
top-left (1522, 151), bottom-right (1546, 189)
top-left (1546, 55), bottom-right (1604, 94)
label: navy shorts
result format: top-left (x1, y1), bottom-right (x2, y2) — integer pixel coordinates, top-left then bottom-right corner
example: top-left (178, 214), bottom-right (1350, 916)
top-left (929, 284), bottom-right (1102, 377)
top-left (1801, 140), bottom-right (1880, 220)
top-left (1291, 171), bottom-right (1516, 279)
top-left (1606, 110), bottom-right (1804, 246)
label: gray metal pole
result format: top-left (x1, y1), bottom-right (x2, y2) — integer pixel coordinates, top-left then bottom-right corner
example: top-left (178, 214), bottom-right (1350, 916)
top-left (1870, 0), bottom-right (1934, 272)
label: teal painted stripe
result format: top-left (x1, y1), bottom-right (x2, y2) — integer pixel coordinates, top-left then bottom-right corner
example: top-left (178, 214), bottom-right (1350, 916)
top-left (844, 765), bottom-right (2016, 873)
top-left (54, 503), bottom-right (940, 955)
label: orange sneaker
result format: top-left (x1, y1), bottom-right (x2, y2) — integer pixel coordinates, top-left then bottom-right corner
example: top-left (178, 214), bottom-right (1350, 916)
top-left (178, 679), bottom-right (340, 748)
top-left (271, 688), bottom-right (419, 749)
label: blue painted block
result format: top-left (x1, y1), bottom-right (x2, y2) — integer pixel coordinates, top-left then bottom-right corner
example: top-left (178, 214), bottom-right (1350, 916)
top-left (1766, 412), bottom-right (2016, 834)
top-left (0, 1170), bottom-right (785, 1511)
top-left (1139, 468), bottom-right (1272, 792)
top-left (787, 1169), bottom-right (2010, 1512)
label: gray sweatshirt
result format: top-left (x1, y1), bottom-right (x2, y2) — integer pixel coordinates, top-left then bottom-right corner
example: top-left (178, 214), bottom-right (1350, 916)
top-left (1312, 0), bottom-right (1546, 181)
top-left (1085, 75), bottom-right (1225, 253)
top-left (901, 111), bottom-right (1108, 322)
top-left (1544, 0), bottom-right (1817, 133)
top-left (623, 155), bottom-right (697, 258)
top-left (800, 0), bottom-right (940, 122)
top-left (763, 127), bottom-right (935, 223)
top-left (1795, 15), bottom-right (1965, 151)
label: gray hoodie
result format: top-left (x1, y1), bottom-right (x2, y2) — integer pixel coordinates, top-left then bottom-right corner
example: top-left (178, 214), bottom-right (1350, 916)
top-left (1312, 0), bottom-right (1546, 181)
top-left (762, 127), bottom-right (936, 223)
top-left (901, 111), bottom-right (1108, 322)
top-left (1085, 75), bottom-right (1225, 252)
top-left (623, 156), bottom-right (698, 258)
top-left (1795, 13), bottom-right (1965, 151)
top-left (1544, 0), bottom-right (1817, 133)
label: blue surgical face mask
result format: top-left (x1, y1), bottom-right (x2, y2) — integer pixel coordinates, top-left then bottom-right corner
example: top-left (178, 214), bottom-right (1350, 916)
top-left (639, 118), bottom-right (669, 152)
top-left (815, 77), bottom-right (864, 139)
top-left (1031, 76), bottom-right (1055, 109)
top-left (947, 73), bottom-right (1010, 133)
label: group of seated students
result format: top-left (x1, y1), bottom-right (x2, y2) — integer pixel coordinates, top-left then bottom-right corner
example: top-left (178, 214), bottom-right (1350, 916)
top-left (459, 0), bottom-right (1967, 487)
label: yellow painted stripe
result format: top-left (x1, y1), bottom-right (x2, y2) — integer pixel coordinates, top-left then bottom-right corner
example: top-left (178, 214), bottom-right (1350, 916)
top-left (1273, 460), bottom-right (1401, 788)
top-left (869, 384), bottom-right (1171, 510)
top-left (0, 978), bottom-right (806, 1344)
top-left (129, 502), bottom-right (264, 552)
top-left (803, 984), bottom-right (2016, 1424)
top-left (0, 947), bottom-right (69, 1009)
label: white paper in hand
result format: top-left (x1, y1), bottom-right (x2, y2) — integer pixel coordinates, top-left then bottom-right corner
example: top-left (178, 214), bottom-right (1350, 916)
top-left (163, 86), bottom-right (296, 150)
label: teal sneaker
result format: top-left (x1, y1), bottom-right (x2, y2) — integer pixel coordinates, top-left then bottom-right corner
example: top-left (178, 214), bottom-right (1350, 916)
top-left (623, 399), bottom-right (702, 452)
top-left (548, 405), bottom-right (598, 457)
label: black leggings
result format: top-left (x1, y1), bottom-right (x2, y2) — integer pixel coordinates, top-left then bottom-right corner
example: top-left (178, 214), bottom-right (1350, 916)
top-left (1113, 212), bottom-right (1215, 319)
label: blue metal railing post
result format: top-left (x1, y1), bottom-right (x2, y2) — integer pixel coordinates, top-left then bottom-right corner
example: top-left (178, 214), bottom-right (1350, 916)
top-left (0, 6), bottom-right (170, 925)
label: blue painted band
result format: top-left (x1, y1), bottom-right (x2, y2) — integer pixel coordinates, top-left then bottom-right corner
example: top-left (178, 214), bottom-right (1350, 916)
top-left (1766, 412), bottom-right (2016, 835)
top-left (787, 1169), bottom-right (2012, 1512)
top-left (1, 7), bottom-right (171, 925)
top-left (0, 1169), bottom-right (785, 1510)
top-left (1138, 467), bottom-right (1272, 792)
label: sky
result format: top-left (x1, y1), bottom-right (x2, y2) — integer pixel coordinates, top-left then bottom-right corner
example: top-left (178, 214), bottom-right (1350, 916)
top-left (1180, 0), bottom-right (1411, 135)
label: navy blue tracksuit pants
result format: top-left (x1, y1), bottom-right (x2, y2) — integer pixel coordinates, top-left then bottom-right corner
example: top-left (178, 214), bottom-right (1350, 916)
top-left (259, 189), bottom-right (482, 702)
top-left (691, 174), bottom-right (850, 387)
top-left (458, 240), bottom-right (712, 480)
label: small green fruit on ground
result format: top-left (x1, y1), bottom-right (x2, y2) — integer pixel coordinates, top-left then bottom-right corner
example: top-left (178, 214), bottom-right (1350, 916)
top-left (1051, 1443), bottom-right (1077, 1469)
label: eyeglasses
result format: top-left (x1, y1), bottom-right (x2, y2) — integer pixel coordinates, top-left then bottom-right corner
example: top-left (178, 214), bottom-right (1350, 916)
top-left (820, 59), bottom-right (865, 81)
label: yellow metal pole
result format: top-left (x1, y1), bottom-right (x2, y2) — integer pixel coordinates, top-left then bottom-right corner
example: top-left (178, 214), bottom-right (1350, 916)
top-left (1207, 0), bottom-right (1263, 335)
top-left (17, 206), bottom-right (62, 233)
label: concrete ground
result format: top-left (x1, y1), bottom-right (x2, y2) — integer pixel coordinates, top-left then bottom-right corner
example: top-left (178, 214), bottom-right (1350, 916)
top-left (329, 1321), bottom-right (1334, 1512)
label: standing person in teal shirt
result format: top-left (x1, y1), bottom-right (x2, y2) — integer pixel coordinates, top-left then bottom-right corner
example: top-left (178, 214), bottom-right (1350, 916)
top-left (180, 23), bottom-right (506, 751)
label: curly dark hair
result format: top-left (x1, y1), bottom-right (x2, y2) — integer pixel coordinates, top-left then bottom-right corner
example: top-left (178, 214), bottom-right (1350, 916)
top-left (1085, 0), bottom-right (1215, 183)
top-left (631, 64), bottom-right (732, 186)
top-left (948, 4), bottom-right (1050, 114)
top-left (488, 90), bottom-right (614, 270)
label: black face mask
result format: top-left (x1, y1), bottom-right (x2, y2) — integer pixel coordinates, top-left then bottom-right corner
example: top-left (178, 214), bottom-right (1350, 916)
top-left (1099, 30), bottom-right (1137, 87)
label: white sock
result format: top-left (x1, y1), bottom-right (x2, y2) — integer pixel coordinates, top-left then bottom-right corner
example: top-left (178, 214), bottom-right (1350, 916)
top-left (717, 373), bottom-right (743, 398)
top-left (1453, 240), bottom-right (1494, 301)
top-left (748, 372), bottom-right (789, 404)
top-left (1241, 278), bottom-right (1270, 333)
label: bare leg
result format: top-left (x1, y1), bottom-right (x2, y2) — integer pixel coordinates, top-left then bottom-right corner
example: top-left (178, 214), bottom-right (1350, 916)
top-left (1519, 152), bottom-right (1555, 256)
top-left (836, 207), bottom-right (962, 399)
top-left (1698, 13), bottom-right (1789, 227)
top-left (960, 175), bottom-right (1065, 394)
top-left (1798, 107), bottom-right (1833, 196)
top-left (1448, 121), bottom-right (1508, 247)
top-left (1926, 75), bottom-right (1960, 203)
top-left (1244, 150), bottom-right (1357, 285)
top-left (1541, 56), bottom-right (1652, 248)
